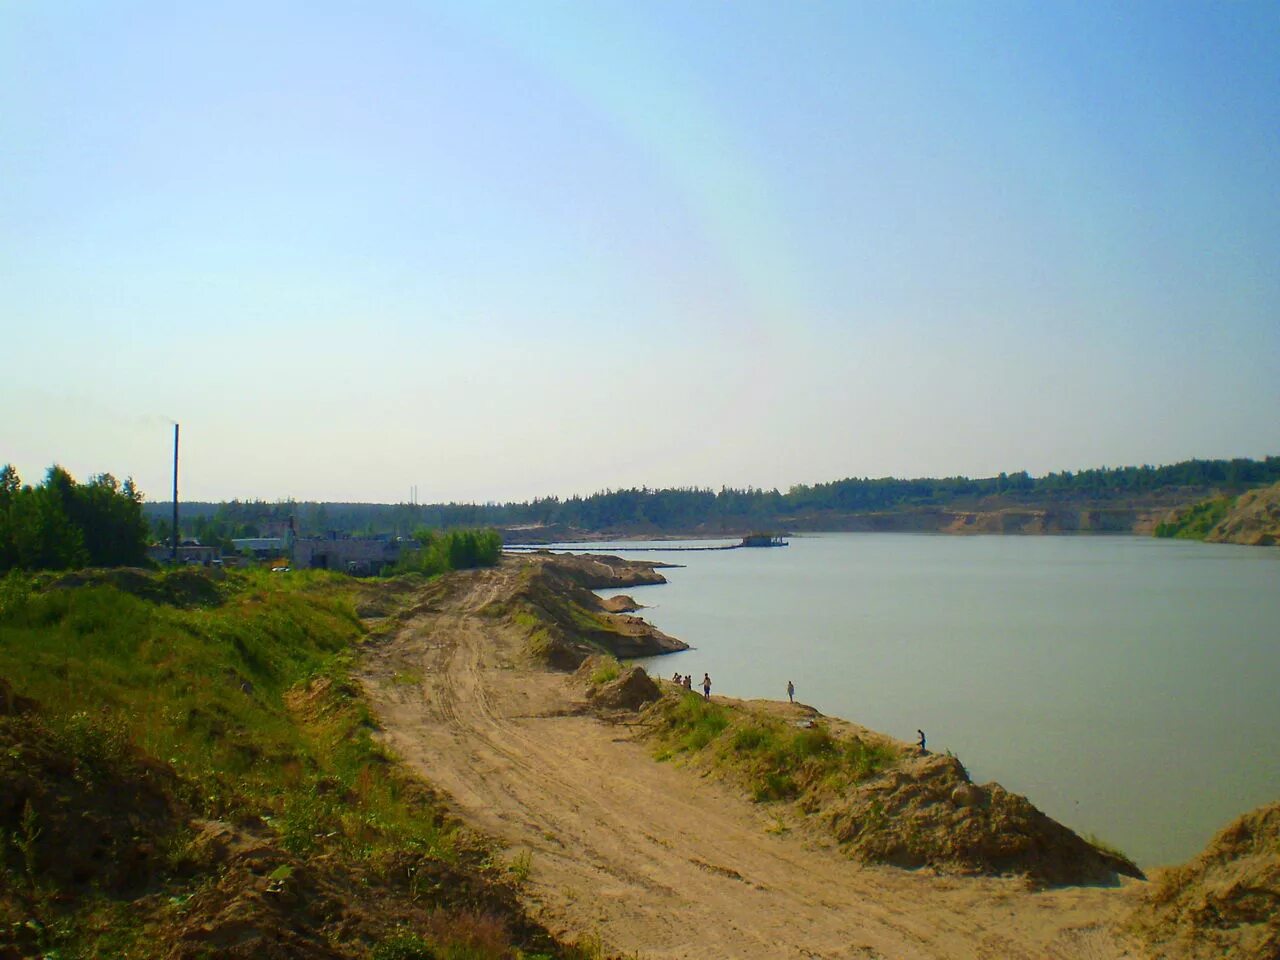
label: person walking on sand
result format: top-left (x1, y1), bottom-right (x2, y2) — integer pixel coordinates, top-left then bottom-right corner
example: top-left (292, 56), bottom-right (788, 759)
top-left (702, 673), bottom-right (712, 700)
top-left (787, 680), bottom-right (795, 704)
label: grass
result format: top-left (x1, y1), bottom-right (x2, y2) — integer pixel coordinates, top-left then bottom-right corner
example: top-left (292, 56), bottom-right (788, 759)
top-left (0, 566), bottom-right (587, 959)
top-left (1085, 831), bottom-right (1133, 863)
top-left (588, 657), bottom-right (621, 687)
top-left (661, 692), bottom-right (730, 754)
top-left (1154, 495), bottom-right (1234, 540)
top-left (0, 567), bottom-right (458, 864)
top-left (652, 693), bottom-right (899, 807)
top-left (507, 849), bottom-right (533, 884)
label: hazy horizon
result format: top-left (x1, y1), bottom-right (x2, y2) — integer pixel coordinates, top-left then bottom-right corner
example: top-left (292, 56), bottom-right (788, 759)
top-left (5, 3), bottom-right (1277, 503)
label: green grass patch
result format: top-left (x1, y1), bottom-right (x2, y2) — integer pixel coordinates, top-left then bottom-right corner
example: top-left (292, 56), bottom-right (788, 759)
top-left (662, 692), bottom-right (730, 753)
top-left (1154, 495), bottom-right (1234, 540)
top-left (650, 694), bottom-right (901, 808)
top-left (731, 724), bottom-right (779, 753)
top-left (588, 657), bottom-right (621, 687)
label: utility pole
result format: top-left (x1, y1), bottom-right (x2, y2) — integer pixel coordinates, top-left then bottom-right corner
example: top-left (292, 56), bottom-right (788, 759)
top-left (171, 423), bottom-right (180, 563)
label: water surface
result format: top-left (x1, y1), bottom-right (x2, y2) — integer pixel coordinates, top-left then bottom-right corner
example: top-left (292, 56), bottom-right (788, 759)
top-left (560, 533), bottom-right (1280, 867)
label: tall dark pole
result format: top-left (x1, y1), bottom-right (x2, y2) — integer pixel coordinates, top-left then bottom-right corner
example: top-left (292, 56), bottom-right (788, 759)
top-left (171, 423), bottom-right (180, 563)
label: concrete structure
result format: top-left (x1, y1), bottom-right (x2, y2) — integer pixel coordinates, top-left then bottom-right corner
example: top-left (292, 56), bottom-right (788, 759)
top-left (231, 537), bottom-right (288, 560)
top-left (256, 517), bottom-right (297, 543)
top-left (294, 535), bottom-right (402, 576)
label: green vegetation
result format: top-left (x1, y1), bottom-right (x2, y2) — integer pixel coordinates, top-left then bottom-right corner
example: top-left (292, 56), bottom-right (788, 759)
top-left (652, 693), bottom-right (899, 805)
top-left (391, 528), bottom-right (503, 577)
top-left (0, 464), bottom-right (149, 572)
top-left (588, 657), bottom-right (621, 687)
top-left (0, 566), bottom-right (587, 959)
top-left (147, 455), bottom-right (1280, 538)
top-left (658, 693), bottom-right (730, 754)
top-left (1154, 495), bottom-right (1235, 540)
top-left (1084, 832), bottom-right (1133, 863)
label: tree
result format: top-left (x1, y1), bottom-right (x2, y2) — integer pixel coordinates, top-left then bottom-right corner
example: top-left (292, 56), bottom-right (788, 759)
top-left (0, 464), bottom-right (149, 573)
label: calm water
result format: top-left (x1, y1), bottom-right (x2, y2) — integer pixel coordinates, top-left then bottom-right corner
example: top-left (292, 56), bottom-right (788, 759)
top-left (552, 533), bottom-right (1279, 868)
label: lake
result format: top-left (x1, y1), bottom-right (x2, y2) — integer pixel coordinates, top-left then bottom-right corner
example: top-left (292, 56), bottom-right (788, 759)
top-left (544, 532), bottom-right (1280, 868)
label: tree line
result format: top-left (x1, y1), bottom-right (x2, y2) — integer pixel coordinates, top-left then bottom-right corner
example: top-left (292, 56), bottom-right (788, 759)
top-left (0, 465), bottom-right (150, 572)
top-left (142, 455), bottom-right (1280, 537)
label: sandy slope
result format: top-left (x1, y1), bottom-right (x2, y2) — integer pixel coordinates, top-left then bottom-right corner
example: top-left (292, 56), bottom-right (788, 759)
top-left (358, 561), bottom-right (1147, 960)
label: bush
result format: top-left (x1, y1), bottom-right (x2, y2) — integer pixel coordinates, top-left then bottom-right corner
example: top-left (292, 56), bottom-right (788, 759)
top-left (391, 529), bottom-right (503, 577)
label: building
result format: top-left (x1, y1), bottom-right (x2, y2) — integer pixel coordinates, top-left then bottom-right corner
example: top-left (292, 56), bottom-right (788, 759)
top-left (293, 534), bottom-right (402, 576)
top-left (230, 537), bottom-right (288, 561)
top-left (146, 539), bottom-right (220, 566)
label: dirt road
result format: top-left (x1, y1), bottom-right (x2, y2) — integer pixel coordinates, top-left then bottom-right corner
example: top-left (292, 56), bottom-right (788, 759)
top-left (359, 560), bottom-right (1144, 960)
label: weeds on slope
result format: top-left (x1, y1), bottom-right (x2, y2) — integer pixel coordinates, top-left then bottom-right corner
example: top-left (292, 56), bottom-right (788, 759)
top-left (0, 567), bottom-right (602, 960)
top-left (651, 691), bottom-right (899, 804)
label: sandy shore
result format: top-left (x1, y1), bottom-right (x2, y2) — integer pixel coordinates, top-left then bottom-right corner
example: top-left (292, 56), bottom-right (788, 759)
top-left (358, 558), bottom-right (1147, 959)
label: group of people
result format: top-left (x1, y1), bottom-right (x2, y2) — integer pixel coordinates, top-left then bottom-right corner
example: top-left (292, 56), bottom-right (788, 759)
top-left (670, 671), bottom-right (713, 700)
top-left (666, 673), bottom-right (929, 754)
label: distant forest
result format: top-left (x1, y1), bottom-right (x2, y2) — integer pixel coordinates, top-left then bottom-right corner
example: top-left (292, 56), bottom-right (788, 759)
top-left (143, 456), bottom-right (1280, 540)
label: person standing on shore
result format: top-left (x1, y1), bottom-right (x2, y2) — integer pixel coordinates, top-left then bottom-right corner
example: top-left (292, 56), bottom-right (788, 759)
top-left (702, 673), bottom-right (712, 700)
top-left (786, 680), bottom-right (795, 704)
top-left (917, 729), bottom-right (927, 753)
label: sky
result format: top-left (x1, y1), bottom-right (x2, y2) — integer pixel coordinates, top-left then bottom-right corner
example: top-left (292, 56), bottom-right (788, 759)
top-left (2, 1), bottom-right (1277, 504)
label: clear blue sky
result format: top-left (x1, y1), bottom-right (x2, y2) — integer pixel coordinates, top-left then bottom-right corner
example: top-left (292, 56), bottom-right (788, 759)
top-left (3, 2), bottom-right (1277, 503)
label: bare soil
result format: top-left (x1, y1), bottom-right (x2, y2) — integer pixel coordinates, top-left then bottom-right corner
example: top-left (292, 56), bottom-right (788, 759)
top-left (1127, 801), bottom-right (1280, 960)
top-left (359, 558), bottom-right (1149, 960)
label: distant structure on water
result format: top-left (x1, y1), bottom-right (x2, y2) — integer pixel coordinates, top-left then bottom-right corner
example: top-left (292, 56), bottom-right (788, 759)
top-left (739, 533), bottom-right (788, 548)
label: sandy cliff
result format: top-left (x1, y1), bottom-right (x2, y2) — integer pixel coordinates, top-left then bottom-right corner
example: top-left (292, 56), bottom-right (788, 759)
top-left (1205, 482), bottom-right (1280, 546)
top-left (1129, 800), bottom-right (1280, 959)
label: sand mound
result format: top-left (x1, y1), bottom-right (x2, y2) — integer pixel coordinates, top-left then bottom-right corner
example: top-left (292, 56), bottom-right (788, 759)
top-left (573, 657), bottom-right (662, 711)
top-left (541, 553), bottom-right (668, 589)
top-left (493, 557), bottom-right (686, 669)
top-left (828, 752), bottom-right (1144, 887)
top-left (1207, 482), bottom-right (1280, 546)
top-left (590, 666), bottom-right (661, 711)
top-left (1129, 800), bottom-right (1280, 959)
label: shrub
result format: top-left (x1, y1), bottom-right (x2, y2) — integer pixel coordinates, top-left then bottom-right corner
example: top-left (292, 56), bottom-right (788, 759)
top-left (391, 529), bottom-right (502, 577)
